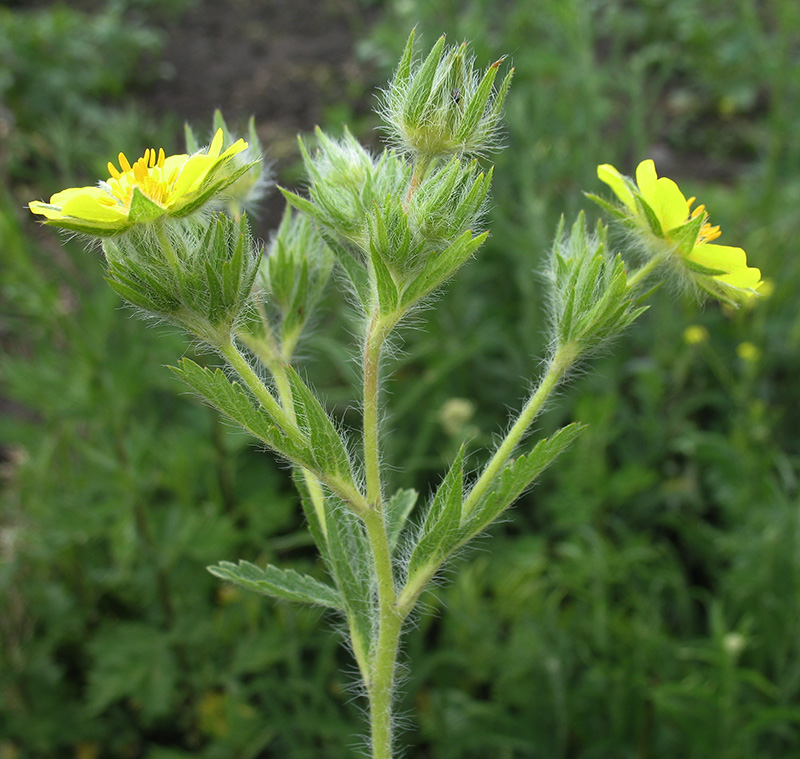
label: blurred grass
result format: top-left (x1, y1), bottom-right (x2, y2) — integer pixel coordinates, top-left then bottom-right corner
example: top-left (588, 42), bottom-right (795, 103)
top-left (2, 0), bottom-right (800, 757)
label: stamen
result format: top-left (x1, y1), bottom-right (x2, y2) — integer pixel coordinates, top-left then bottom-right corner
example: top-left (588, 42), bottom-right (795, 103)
top-left (107, 162), bottom-right (121, 180)
top-left (118, 153), bottom-right (132, 173)
top-left (157, 148), bottom-right (165, 167)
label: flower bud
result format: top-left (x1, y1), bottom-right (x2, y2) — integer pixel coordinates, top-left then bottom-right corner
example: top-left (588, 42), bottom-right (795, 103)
top-left (546, 214), bottom-right (646, 355)
top-left (379, 29), bottom-right (513, 160)
top-left (103, 213), bottom-right (261, 347)
top-left (256, 205), bottom-right (334, 356)
top-left (287, 127), bottom-right (410, 253)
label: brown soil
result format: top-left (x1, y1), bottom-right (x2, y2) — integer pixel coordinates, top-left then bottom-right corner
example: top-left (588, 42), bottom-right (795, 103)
top-left (148, 0), bottom-right (380, 230)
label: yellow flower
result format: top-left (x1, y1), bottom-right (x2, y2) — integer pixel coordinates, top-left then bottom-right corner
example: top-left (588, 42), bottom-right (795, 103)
top-left (597, 159), bottom-right (762, 304)
top-left (29, 128), bottom-right (251, 236)
top-left (683, 324), bottom-right (709, 345)
top-left (736, 342), bottom-right (760, 362)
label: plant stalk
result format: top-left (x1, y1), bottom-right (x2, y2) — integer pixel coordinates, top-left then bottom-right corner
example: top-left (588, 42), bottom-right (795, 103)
top-left (461, 343), bottom-right (576, 521)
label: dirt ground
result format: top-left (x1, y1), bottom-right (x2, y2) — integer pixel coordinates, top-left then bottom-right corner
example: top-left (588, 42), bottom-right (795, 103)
top-left (149, 0), bottom-right (380, 229)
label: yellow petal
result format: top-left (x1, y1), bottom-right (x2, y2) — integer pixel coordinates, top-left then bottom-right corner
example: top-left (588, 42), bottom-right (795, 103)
top-left (168, 154), bottom-right (217, 205)
top-left (61, 192), bottom-right (129, 222)
top-left (635, 159), bottom-right (688, 232)
top-left (207, 128), bottom-right (224, 159)
top-left (219, 138), bottom-right (248, 161)
top-left (49, 185), bottom-right (108, 207)
top-left (29, 200), bottom-right (64, 219)
top-left (690, 243), bottom-right (762, 289)
top-left (597, 163), bottom-right (635, 210)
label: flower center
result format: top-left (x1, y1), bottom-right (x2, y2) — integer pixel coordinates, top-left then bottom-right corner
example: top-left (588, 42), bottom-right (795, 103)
top-left (687, 196), bottom-right (721, 244)
top-left (101, 148), bottom-right (181, 210)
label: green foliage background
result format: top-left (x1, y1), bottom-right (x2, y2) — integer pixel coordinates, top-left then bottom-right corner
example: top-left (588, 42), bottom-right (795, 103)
top-left (2, 1), bottom-right (799, 757)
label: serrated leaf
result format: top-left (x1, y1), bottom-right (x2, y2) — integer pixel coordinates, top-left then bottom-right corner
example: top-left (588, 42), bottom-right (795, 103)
top-left (325, 501), bottom-right (375, 664)
top-left (385, 488), bottom-right (418, 554)
top-left (408, 446), bottom-right (465, 579)
top-left (284, 366), bottom-right (354, 481)
top-left (169, 358), bottom-right (313, 469)
top-left (463, 423), bottom-right (585, 537)
top-left (208, 560), bottom-right (344, 610)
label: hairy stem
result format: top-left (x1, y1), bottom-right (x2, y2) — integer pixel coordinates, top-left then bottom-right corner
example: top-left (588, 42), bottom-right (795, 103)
top-left (461, 343), bottom-right (576, 521)
top-left (363, 310), bottom-right (388, 506)
top-left (235, 327), bottom-right (330, 538)
top-left (360, 307), bottom-right (405, 758)
top-left (627, 255), bottom-right (664, 290)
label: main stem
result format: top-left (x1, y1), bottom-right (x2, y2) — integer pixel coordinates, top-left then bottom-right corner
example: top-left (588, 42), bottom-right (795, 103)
top-left (361, 308), bottom-right (402, 759)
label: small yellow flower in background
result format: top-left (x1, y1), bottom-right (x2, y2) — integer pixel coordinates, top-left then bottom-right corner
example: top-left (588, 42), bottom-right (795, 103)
top-left (737, 341), bottom-right (761, 362)
top-left (683, 324), bottom-right (709, 345)
top-left (596, 159), bottom-right (762, 305)
top-left (29, 128), bottom-right (251, 236)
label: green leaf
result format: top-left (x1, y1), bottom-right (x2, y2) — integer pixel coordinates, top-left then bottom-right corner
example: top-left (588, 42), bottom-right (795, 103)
top-left (208, 560), bottom-right (344, 610)
top-left (285, 366), bottom-right (354, 481)
top-left (385, 488), bottom-right (418, 554)
top-left (325, 502), bottom-right (375, 664)
top-left (169, 358), bottom-right (313, 468)
top-left (464, 423), bottom-right (585, 537)
top-left (408, 446), bottom-right (465, 579)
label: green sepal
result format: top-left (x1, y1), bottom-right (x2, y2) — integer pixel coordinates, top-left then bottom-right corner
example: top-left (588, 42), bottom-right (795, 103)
top-left (583, 192), bottom-right (630, 222)
top-left (394, 28), bottom-right (416, 90)
top-left (385, 488), bottom-right (418, 555)
top-left (280, 187), bottom-right (371, 310)
top-left (635, 195), bottom-right (663, 237)
top-left (319, 232), bottom-right (372, 312)
top-left (173, 160), bottom-right (259, 218)
top-left (369, 233), bottom-right (400, 315)
top-left (125, 187), bottom-right (165, 224)
top-left (208, 560), bottom-right (344, 610)
top-left (668, 213), bottom-right (704, 257)
top-left (682, 258), bottom-right (729, 277)
top-left (462, 423), bottom-right (585, 537)
top-left (105, 277), bottom-right (165, 314)
top-left (454, 58), bottom-right (500, 143)
top-left (401, 230), bottom-right (488, 307)
top-left (39, 215), bottom-right (132, 237)
top-left (184, 122), bottom-right (200, 154)
top-left (406, 34), bottom-right (447, 125)
top-left (407, 445), bottom-right (465, 580)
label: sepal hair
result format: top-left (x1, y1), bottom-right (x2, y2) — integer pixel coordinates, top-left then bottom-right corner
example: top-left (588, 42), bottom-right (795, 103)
top-left (103, 212), bottom-right (261, 347)
top-left (378, 29), bottom-right (513, 159)
top-left (545, 213), bottom-right (647, 357)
